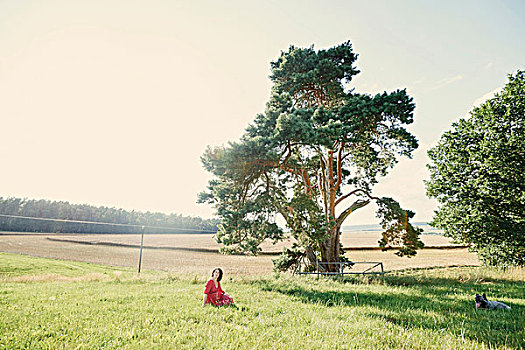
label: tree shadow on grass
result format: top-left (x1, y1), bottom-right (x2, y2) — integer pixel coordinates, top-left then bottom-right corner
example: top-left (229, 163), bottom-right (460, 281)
top-left (379, 273), bottom-right (524, 300)
top-left (379, 268), bottom-right (523, 289)
top-left (250, 275), bottom-right (524, 349)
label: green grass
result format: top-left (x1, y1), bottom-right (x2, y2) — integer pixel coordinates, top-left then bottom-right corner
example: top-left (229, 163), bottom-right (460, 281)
top-left (0, 252), bottom-right (134, 278)
top-left (1, 252), bottom-right (523, 349)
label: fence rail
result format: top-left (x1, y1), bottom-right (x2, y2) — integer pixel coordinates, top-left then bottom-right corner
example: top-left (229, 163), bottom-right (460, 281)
top-left (296, 257), bottom-right (384, 276)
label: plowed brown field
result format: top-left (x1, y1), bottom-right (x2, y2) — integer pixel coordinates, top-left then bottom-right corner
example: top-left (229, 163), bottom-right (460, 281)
top-left (0, 231), bottom-right (479, 276)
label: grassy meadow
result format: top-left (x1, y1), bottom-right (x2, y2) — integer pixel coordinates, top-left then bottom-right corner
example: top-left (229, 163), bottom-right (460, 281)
top-left (1, 252), bottom-right (524, 349)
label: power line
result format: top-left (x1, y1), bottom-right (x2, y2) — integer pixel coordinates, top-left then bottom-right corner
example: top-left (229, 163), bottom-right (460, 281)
top-left (0, 213), bottom-right (217, 234)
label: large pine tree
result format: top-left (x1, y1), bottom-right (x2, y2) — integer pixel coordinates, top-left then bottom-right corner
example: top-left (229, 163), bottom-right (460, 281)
top-left (200, 41), bottom-right (423, 271)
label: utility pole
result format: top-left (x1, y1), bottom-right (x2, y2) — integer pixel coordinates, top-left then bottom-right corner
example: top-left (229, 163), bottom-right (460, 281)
top-left (138, 225), bottom-right (145, 274)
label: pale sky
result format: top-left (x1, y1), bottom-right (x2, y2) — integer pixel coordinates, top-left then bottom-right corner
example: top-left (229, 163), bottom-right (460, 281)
top-left (1, 0), bottom-right (524, 225)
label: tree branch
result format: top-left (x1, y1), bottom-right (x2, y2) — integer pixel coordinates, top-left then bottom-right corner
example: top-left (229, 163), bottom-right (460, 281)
top-left (334, 141), bottom-right (345, 192)
top-left (335, 189), bottom-right (379, 207)
top-left (336, 199), bottom-right (371, 227)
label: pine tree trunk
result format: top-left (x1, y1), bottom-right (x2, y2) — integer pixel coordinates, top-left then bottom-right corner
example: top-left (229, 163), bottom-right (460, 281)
top-left (319, 226), bottom-right (340, 272)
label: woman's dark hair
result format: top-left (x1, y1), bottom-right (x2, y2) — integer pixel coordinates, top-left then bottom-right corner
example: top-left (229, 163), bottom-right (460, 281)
top-left (212, 268), bottom-right (223, 281)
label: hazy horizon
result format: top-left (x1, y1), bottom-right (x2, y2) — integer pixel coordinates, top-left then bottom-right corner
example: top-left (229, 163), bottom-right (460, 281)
top-left (1, 0), bottom-right (524, 225)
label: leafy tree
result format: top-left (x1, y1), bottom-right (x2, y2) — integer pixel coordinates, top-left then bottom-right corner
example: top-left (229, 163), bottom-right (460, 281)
top-left (426, 70), bottom-right (525, 267)
top-left (199, 41), bottom-right (423, 272)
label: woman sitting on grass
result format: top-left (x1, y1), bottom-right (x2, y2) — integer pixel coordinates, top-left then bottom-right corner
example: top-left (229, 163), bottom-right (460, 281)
top-left (202, 268), bottom-right (234, 307)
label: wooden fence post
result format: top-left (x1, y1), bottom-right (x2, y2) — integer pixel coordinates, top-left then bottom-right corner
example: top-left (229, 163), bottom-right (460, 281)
top-left (138, 225), bottom-right (145, 274)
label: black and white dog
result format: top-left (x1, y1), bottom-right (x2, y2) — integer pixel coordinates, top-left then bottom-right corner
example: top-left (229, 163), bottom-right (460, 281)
top-left (475, 293), bottom-right (511, 310)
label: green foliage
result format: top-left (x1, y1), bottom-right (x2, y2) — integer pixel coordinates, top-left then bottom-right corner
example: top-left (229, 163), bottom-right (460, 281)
top-left (272, 244), bottom-right (305, 272)
top-left (200, 41), bottom-right (421, 267)
top-left (284, 191), bottom-right (333, 247)
top-left (376, 197), bottom-right (424, 257)
top-left (426, 70), bottom-right (525, 267)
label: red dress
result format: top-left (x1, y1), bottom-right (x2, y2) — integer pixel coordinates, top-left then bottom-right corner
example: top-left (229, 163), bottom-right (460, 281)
top-left (204, 279), bottom-right (234, 306)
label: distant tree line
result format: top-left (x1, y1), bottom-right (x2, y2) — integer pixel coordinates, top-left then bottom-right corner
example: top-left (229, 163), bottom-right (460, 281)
top-left (0, 197), bottom-right (219, 234)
